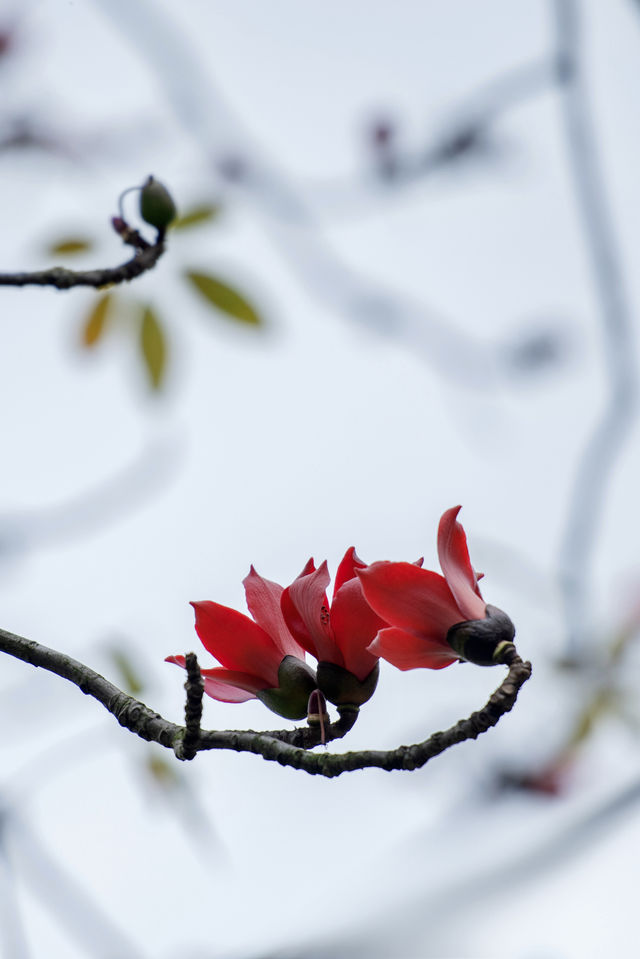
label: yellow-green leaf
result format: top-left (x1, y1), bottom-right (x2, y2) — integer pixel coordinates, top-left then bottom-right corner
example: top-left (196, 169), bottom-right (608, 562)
top-left (146, 754), bottom-right (179, 787)
top-left (171, 203), bottom-right (221, 231)
top-left (139, 305), bottom-right (167, 390)
top-left (108, 647), bottom-right (145, 696)
top-left (185, 270), bottom-right (262, 327)
top-left (81, 293), bottom-right (112, 348)
top-left (48, 237), bottom-right (94, 256)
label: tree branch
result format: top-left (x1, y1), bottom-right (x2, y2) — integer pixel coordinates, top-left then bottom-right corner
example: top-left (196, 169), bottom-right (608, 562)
top-left (0, 627), bottom-right (531, 778)
top-left (177, 651), bottom-right (204, 760)
top-left (0, 238), bottom-right (165, 290)
top-left (0, 203), bottom-right (167, 290)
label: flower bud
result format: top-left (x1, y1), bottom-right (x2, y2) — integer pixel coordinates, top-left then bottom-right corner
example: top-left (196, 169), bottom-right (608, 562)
top-left (446, 604), bottom-right (516, 666)
top-left (316, 660), bottom-right (379, 708)
top-left (255, 655), bottom-right (318, 720)
top-left (139, 176), bottom-right (177, 231)
top-left (111, 216), bottom-right (128, 236)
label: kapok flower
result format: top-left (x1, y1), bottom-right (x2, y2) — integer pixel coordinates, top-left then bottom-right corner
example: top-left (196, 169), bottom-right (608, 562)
top-left (357, 506), bottom-right (515, 670)
top-left (166, 566), bottom-right (317, 719)
top-left (281, 548), bottom-right (383, 707)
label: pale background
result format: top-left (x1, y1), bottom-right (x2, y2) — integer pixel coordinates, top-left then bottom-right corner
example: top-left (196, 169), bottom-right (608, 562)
top-left (1, 1), bottom-right (639, 957)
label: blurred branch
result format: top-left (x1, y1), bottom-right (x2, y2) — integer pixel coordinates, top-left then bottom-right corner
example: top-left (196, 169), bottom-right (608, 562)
top-left (0, 200), bottom-right (167, 290)
top-left (0, 436), bottom-right (181, 569)
top-left (0, 628), bottom-right (531, 777)
top-left (0, 819), bottom-right (31, 959)
top-left (553, 0), bottom-right (638, 658)
top-left (361, 56), bottom-right (558, 192)
top-left (291, 770), bottom-right (640, 959)
top-left (0, 117), bottom-right (71, 157)
top-left (90, 0), bottom-right (506, 389)
top-left (3, 808), bottom-right (145, 959)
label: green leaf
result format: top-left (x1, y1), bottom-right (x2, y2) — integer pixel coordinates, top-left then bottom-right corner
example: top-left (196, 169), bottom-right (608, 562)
top-left (139, 305), bottom-right (167, 390)
top-left (48, 237), bottom-right (94, 256)
top-left (171, 203), bottom-right (221, 231)
top-left (185, 270), bottom-right (263, 327)
top-left (81, 293), bottom-right (112, 348)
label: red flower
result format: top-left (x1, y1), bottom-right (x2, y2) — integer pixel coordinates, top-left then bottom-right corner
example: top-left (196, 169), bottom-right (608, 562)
top-left (166, 566), bottom-right (316, 719)
top-left (357, 506), bottom-right (499, 670)
top-left (281, 548), bottom-right (383, 705)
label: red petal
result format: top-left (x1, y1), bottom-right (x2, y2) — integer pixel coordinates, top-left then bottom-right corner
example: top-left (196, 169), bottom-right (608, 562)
top-left (357, 562), bottom-right (462, 637)
top-left (190, 601), bottom-right (281, 685)
top-left (200, 667), bottom-right (269, 701)
top-left (333, 547), bottom-right (367, 596)
top-left (284, 561), bottom-right (343, 666)
top-left (281, 586), bottom-right (317, 658)
top-left (165, 656), bottom-right (263, 702)
top-left (280, 559), bottom-right (318, 657)
top-left (330, 577), bottom-right (382, 680)
top-left (242, 565), bottom-right (306, 660)
top-left (437, 507), bottom-right (486, 621)
top-left (368, 626), bottom-right (458, 671)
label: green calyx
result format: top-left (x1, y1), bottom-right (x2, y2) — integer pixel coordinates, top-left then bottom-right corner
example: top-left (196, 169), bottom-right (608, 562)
top-left (255, 655), bottom-right (318, 720)
top-left (139, 176), bottom-right (177, 231)
top-left (446, 604), bottom-right (516, 666)
top-left (316, 660), bottom-right (379, 708)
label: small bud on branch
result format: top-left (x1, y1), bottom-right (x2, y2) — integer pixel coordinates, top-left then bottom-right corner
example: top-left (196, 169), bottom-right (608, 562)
top-left (0, 176), bottom-right (173, 290)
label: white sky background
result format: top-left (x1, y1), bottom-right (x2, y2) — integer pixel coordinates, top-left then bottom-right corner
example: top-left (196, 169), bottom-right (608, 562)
top-left (1, 1), bottom-right (640, 957)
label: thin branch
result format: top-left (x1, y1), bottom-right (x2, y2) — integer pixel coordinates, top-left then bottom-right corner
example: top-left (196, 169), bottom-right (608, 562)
top-left (0, 195), bottom-right (167, 290)
top-left (553, 0), bottom-right (638, 659)
top-left (0, 235), bottom-right (165, 290)
top-left (0, 627), bottom-right (531, 778)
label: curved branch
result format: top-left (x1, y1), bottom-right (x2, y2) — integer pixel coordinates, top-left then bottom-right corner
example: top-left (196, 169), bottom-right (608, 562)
top-left (0, 234), bottom-right (166, 290)
top-left (0, 627), bottom-right (531, 778)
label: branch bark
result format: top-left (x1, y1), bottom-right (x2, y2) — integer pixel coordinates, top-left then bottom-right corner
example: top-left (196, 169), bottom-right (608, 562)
top-left (0, 627), bottom-right (531, 778)
top-left (0, 234), bottom-right (166, 290)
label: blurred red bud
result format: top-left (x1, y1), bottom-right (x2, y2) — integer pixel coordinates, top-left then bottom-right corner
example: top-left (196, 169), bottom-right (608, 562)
top-left (0, 29), bottom-right (14, 58)
top-left (369, 118), bottom-right (396, 149)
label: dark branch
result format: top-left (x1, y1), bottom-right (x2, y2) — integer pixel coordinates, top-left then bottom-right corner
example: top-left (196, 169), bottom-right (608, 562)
top-left (178, 652), bottom-right (204, 760)
top-left (0, 235), bottom-right (165, 290)
top-left (0, 627), bottom-right (531, 778)
top-left (0, 627), bottom-right (178, 748)
top-left (0, 195), bottom-right (167, 291)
